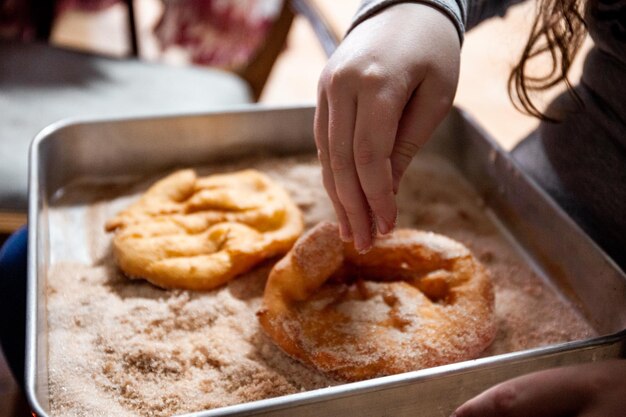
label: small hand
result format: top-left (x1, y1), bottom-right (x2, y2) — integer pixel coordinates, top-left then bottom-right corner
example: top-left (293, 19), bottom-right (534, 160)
top-left (452, 359), bottom-right (626, 417)
top-left (314, 3), bottom-right (460, 252)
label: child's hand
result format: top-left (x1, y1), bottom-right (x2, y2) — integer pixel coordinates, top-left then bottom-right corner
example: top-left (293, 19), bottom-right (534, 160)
top-left (314, 3), bottom-right (460, 252)
top-left (452, 359), bottom-right (626, 417)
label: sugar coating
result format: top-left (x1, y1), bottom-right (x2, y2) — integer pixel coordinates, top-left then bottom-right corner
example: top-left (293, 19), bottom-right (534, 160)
top-left (260, 221), bottom-right (497, 381)
top-left (46, 154), bottom-right (596, 416)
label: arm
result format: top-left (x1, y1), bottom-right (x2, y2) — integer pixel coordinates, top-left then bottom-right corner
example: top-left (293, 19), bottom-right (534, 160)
top-left (314, 2), bottom-right (460, 251)
top-left (314, 0), bottom-right (526, 251)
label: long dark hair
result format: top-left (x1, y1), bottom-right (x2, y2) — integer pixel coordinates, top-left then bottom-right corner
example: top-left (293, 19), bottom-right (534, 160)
top-left (508, 0), bottom-right (588, 121)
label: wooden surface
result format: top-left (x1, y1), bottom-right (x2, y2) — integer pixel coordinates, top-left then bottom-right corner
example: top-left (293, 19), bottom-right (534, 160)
top-left (0, 213), bottom-right (27, 235)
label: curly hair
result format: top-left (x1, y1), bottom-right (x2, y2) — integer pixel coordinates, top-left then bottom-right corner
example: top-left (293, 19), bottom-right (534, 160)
top-left (508, 0), bottom-right (588, 121)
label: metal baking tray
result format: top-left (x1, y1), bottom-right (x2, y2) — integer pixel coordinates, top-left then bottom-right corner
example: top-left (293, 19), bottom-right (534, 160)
top-left (26, 105), bottom-right (626, 416)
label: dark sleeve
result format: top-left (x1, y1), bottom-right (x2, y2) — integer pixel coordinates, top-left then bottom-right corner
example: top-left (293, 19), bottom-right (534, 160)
top-left (465, 0), bottom-right (526, 30)
top-left (348, 0), bottom-right (527, 44)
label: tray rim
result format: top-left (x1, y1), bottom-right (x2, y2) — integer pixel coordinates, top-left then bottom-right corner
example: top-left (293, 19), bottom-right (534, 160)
top-left (25, 104), bottom-right (626, 417)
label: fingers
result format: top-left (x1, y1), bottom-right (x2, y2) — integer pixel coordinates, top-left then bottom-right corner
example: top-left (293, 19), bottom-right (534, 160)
top-left (314, 94), bottom-right (352, 240)
top-left (327, 90), bottom-right (374, 252)
top-left (353, 89), bottom-right (401, 235)
top-left (452, 366), bottom-right (592, 417)
top-left (316, 78), bottom-right (452, 252)
top-left (391, 78), bottom-right (454, 193)
top-left (454, 360), bottom-right (626, 417)
top-left (312, 2), bottom-right (460, 252)
top-left (317, 82), bottom-right (405, 252)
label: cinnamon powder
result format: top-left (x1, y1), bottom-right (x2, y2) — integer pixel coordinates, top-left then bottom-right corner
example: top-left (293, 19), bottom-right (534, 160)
top-left (46, 154), bottom-right (595, 416)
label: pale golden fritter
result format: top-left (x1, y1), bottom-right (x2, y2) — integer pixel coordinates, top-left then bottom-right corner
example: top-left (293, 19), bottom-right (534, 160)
top-left (105, 169), bottom-right (303, 290)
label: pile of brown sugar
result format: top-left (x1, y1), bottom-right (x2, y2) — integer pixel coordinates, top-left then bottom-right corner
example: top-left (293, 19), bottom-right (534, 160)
top-left (46, 153), bottom-right (596, 416)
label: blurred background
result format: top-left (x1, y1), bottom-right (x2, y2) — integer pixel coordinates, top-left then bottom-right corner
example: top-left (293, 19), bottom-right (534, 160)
top-left (0, 0), bottom-right (589, 414)
top-left (23, 0), bottom-right (589, 146)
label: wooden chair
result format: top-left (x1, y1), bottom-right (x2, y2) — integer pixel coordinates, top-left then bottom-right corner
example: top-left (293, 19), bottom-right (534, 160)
top-left (29, 0), bottom-right (340, 99)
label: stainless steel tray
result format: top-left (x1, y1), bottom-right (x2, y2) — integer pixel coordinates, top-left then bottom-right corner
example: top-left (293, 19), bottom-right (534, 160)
top-left (27, 105), bottom-right (626, 416)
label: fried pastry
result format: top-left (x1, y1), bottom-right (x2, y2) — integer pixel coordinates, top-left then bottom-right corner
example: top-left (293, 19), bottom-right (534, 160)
top-left (105, 169), bottom-right (303, 290)
top-left (258, 221), bottom-right (496, 381)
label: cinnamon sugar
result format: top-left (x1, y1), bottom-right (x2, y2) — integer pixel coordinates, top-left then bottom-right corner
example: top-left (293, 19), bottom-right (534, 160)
top-left (46, 153), bottom-right (596, 416)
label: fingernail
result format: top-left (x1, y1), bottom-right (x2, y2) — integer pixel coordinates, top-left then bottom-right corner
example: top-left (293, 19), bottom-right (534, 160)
top-left (376, 216), bottom-right (390, 235)
top-left (357, 246), bottom-right (371, 255)
top-left (355, 236), bottom-right (371, 254)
